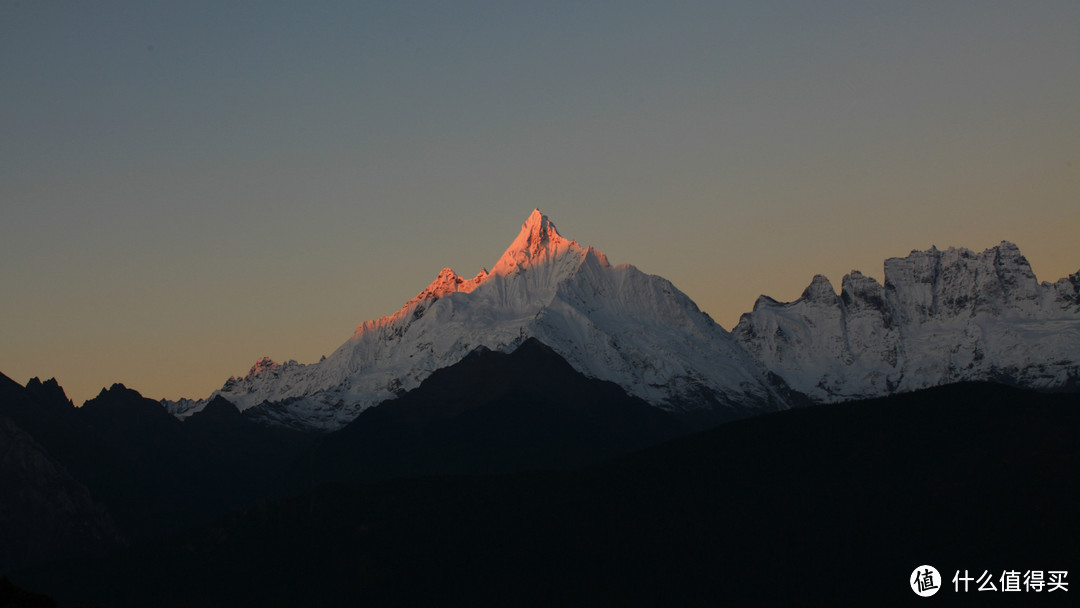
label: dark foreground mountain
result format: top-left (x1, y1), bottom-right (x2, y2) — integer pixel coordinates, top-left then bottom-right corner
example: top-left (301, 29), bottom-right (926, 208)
top-left (0, 373), bottom-right (316, 550)
top-left (309, 338), bottom-right (686, 483)
top-left (0, 577), bottom-right (56, 608)
top-left (0, 340), bottom-right (691, 578)
top-left (0, 374), bottom-right (124, 573)
top-left (0, 412), bottom-right (120, 575)
top-left (13, 382), bottom-right (1078, 606)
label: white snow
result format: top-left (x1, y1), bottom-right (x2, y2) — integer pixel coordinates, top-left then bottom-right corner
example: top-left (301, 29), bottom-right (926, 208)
top-left (165, 209), bottom-right (782, 430)
top-left (733, 241), bottom-right (1080, 401)
top-left (165, 229), bottom-right (1080, 430)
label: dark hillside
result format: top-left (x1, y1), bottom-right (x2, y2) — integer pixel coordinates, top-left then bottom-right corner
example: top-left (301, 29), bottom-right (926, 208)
top-left (16, 382), bottom-right (1077, 606)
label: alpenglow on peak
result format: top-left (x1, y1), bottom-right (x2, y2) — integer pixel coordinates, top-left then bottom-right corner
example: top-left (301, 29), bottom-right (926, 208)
top-left (164, 209), bottom-right (782, 431)
top-left (490, 208), bottom-right (580, 276)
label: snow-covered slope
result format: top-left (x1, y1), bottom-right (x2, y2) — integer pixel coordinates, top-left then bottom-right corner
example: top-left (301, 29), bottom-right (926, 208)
top-left (166, 210), bottom-right (783, 430)
top-left (733, 242), bottom-right (1080, 402)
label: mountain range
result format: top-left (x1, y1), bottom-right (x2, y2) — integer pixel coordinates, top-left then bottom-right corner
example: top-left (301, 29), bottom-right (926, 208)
top-left (735, 240), bottom-right (1080, 401)
top-left (163, 209), bottom-right (1079, 431)
top-left (3, 209), bottom-right (1079, 604)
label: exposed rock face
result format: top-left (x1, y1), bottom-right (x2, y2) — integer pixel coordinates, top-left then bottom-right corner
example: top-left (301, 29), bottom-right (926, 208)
top-left (734, 242), bottom-right (1080, 401)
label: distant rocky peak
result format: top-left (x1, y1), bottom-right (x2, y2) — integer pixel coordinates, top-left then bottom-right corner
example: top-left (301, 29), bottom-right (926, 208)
top-left (800, 275), bottom-right (838, 304)
top-left (1045, 271), bottom-right (1080, 312)
top-left (491, 208), bottom-right (583, 276)
top-left (840, 270), bottom-right (882, 294)
top-left (882, 241), bottom-right (1047, 321)
top-left (24, 376), bottom-right (74, 408)
top-left (248, 357), bottom-right (280, 377)
top-left (840, 271), bottom-right (889, 314)
top-left (410, 266), bottom-right (488, 304)
top-left (733, 240), bottom-right (1080, 402)
top-left (751, 295), bottom-right (780, 312)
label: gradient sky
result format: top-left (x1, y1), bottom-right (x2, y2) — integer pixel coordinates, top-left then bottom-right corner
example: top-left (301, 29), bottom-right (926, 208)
top-left (3, 1), bottom-right (1078, 405)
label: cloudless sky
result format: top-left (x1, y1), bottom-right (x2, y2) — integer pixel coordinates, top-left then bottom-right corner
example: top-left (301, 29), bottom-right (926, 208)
top-left (2, 1), bottom-right (1078, 405)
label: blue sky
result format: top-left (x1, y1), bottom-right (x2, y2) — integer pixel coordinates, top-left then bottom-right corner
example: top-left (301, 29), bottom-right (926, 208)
top-left (2, 1), bottom-right (1078, 404)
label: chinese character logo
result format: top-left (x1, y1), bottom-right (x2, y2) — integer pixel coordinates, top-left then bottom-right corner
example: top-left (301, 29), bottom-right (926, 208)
top-left (911, 565), bottom-right (942, 597)
top-left (952, 569), bottom-right (1069, 593)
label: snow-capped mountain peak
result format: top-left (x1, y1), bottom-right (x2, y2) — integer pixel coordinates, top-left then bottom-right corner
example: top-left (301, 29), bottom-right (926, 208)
top-left (734, 241), bottom-right (1080, 401)
top-left (248, 357), bottom-right (280, 377)
top-left (354, 266), bottom-right (490, 335)
top-left (801, 274), bottom-right (839, 304)
top-left (161, 221), bottom-right (1079, 431)
top-left (491, 208), bottom-right (583, 276)
top-left (164, 210), bottom-right (783, 430)
top-left (423, 267), bottom-right (483, 298)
